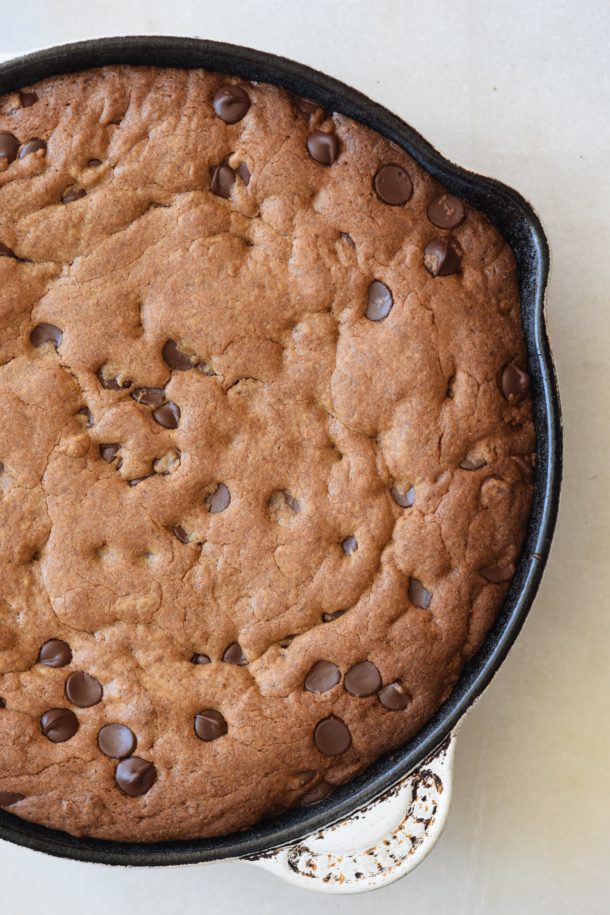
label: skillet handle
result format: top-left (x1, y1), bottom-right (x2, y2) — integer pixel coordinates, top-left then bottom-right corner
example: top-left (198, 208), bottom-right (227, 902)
top-left (246, 729), bottom-right (458, 894)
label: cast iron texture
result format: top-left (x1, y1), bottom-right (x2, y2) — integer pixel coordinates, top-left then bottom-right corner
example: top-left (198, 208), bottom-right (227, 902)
top-left (0, 36), bottom-right (562, 866)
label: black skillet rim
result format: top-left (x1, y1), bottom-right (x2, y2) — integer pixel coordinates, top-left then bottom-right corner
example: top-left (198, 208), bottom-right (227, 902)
top-left (0, 36), bottom-right (562, 866)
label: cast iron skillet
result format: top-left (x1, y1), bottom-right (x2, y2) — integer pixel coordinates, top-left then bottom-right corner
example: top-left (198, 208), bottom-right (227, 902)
top-left (0, 36), bottom-right (561, 866)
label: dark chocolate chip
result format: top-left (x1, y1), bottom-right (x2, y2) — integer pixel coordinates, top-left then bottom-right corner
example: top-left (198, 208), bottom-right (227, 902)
top-left (340, 232), bottom-right (355, 248)
top-left (38, 638), bottom-right (72, 668)
top-left (212, 85), bottom-right (251, 124)
top-left (210, 163), bottom-right (236, 199)
top-left (306, 130), bottom-right (340, 166)
top-left (512, 454), bottom-right (534, 482)
top-left (391, 484), bottom-right (415, 508)
top-left (344, 660), bottom-right (381, 697)
top-left (206, 483), bottom-right (231, 513)
top-left (297, 769), bottom-right (317, 786)
top-left (284, 492), bottom-right (301, 513)
top-left (222, 641), bottom-right (247, 665)
top-left (18, 138), bottom-right (46, 159)
top-left (162, 339), bottom-right (194, 371)
top-left (378, 681), bottom-right (411, 710)
top-left (194, 708), bottom-right (228, 741)
top-left (62, 186), bottom-right (86, 204)
top-left (115, 757), bottom-right (157, 797)
top-left (172, 525), bottom-right (190, 543)
top-left (40, 707), bottom-right (79, 742)
top-left (460, 456), bottom-right (487, 470)
top-left (96, 367), bottom-right (131, 390)
top-left (373, 164), bottom-right (413, 206)
top-left (0, 242), bottom-right (17, 258)
top-left (480, 564), bottom-right (514, 583)
top-left (30, 323), bottom-right (62, 350)
top-left (322, 609), bottom-right (346, 622)
top-left (424, 237), bottom-right (462, 276)
top-left (0, 131), bottom-right (19, 163)
top-left (279, 634), bottom-right (295, 649)
top-left (132, 386), bottom-right (165, 406)
top-left (304, 660), bottom-right (341, 693)
top-left (500, 363), bottom-right (530, 403)
top-left (98, 723), bottom-right (137, 759)
top-left (235, 161), bottom-right (250, 185)
top-left (408, 577), bottom-right (432, 609)
top-left (100, 443), bottom-right (120, 463)
top-left (341, 536), bottom-right (358, 555)
top-left (366, 280), bottom-right (393, 321)
top-left (313, 716), bottom-right (351, 756)
top-left (19, 90), bottom-right (38, 107)
top-left (301, 781), bottom-right (334, 806)
top-left (427, 194), bottom-right (465, 229)
top-left (293, 96), bottom-right (326, 120)
top-left (87, 158), bottom-right (103, 167)
top-left (153, 401), bottom-right (180, 429)
top-left (191, 653), bottom-right (211, 664)
top-left (65, 671), bottom-right (103, 707)
top-left (0, 697), bottom-right (6, 708)
top-left (76, 407), bottom-right (93, 427)
top-left (0, 791), bottom-right (25, 806)
top-left (127, 476), bottom-right (151, 487)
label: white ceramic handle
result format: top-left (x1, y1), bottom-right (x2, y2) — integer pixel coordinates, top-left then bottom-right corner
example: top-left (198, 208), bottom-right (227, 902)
top-left (247, 730), bottom-right (457, 894)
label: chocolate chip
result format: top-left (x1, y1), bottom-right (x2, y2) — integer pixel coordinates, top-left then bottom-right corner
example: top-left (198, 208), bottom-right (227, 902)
top-left (19, 90), bottom-right (38, 107)
top-left (314, 716), bottom-right (351, 755)
top-left (235, 161), bottom-right (250, 185)
top-left (0, 791), bottom-right (25, 807)
top-left (408, 577), bottom-right (432, 609)
top-left (30, 323), bottom-right (62, 350)
top-left (0, 131), bottom-right (20, 163)
top-left (76, 407), bottom-right (93, 427)
top-left (340, 232), bottom-right (355, 248)
top-left (391, 484), bottom-right (415, 508)
top-left (424, 237), bottom-right (462, 276)
top-left (40, 707), bottom-right (79, 742)
top-left (162, 339), bottom-right (194, 371)
top-left (153, 401), bottom-right (180, 429)
top-left (378, 681), bottom-right (411, 710)
top-left (460, 456), bottom-right (487, 470)
top-left (212, 85), bottom-right (251, 124)
top-left (222, 641), bottom-right (247, 665)
top-left (297, 769), bottom-right (316, 786)
top-left (127, 476), bottom-right (151, 487)
top-left (172, 526), bottom-right (190, 545)
top-left (304, 660), bottom-right (341, 693)
top-left (307, 130), bottom-right (340, 166)
top-left (191, 653), bottom-right (211, 664)
top-left (100, 443), bottom-right (120, 463)
top-left (500, 362), bottom-right (530, 403)
top-left (18, 138), bottom-right (46, 159)
top-left (366, 280), bottom-right (393, 321)
top-left (341, 536), bottom-right (358, 555)
top-left (210, 163), bottom-right (236, 199)
top-left (132, 386), bottom-right (165, 406)
top-left (344, 660), bottom-right (381, 697)
top-left (427, 194), bottom-right (465, 229)
top-left (0, 242), bottom-right (16, 258)
top-left (98, 723), bottom-right (137, 759)
top-left (65, 671), bottom-right (103, 707)
top-left (301, 781), bottom-right (334, 806)
top-left (373, 164), bottom-right (413, 206)
top-left (512, 454), bottom-right (534, 482)
top-left (206, 483), bottom-right (231, 513)
top-left (194, 708), bottom-right (228, 741)
top-left (293, 96), bottom-right (326, 121)
top-left (322, 609), bottom-right (346, 622)
top-left (0, 697), bottom-right (6, 708)
top-left (284, 492), bottom-right (300, 513)
top-left (87, 158), bottom-right (103, 167)
top-left (115, 757), bottom-right (157, 797)
top-left (480, 564), bottom-right (514, 583)
top-left (96, 366), bottom-right (131, 390)
top-left (62, 186), bottom-right (86, 204)
top-left (38, 638), bottom-right (72, 668)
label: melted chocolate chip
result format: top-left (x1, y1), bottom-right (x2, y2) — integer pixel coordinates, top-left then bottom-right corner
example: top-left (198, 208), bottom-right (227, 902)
top-left (341, 536), bottom-right (358, 555)
top-left (314, 716), bottom-right (351, 756)
top-left (172, 525), bottom-right (190, 543)
top-left (100, 443), bottom-right (120, 463)
top-left (65, 671), bottom-right (103, 707)
top-left (132, 386), bottom-right (165, 406)
top-left (0, 242), bottom-right (16, 258)
top-left (30, 323), bottom-right (62, 350)
top-left (301, 781), bottom-right (334, 806)
top-left (115, 757), bottom-right (157, 797)
top-left (98, 723), bottom-right (137, 759)
top-left (222, 641), bottom-right (247, 665)
top-left (76, 407), bottom-right (93, 427)
top-left (378, 681), bottom-right (411, 710)
top-left (0, 791), bottom-right (25, 807)
top-left (304, 660), bottom-right (341, 693)
top-left (322, 609), bottom-right (346, 622)
top-left (306, 130), bottom-right (340, 166)
top-left (424, 237), bottom-right (462, 276)
top-left (194, 708), bottom-right (228, 741)
top-left (0, 697), bottom-right (6, 708)
top-left (127, 476), bottom-right (151, 487)
top-left (162, 339), bottom-right (194, 371)
top-left (38, 638), bottom-right (72, 668)
top-left (408, 577), bottom-right (432, 609)
top-left (344, 660), bottom-right (381, 697)
top-left (20, 90), bottom-right (38, 107)
top-left (460, 456), bottom-right (487, 470)
top-left (87, 158), bottom-right (103, 167)
top-left (480, 564), bottom-right (514, 583)
top-left (373, 164), bottom-right (413, 205)
top-left (62, 186), bottom-right (86, 204)
top-left (340, 231), bottom-right (355, 248)
top-left (18, 138), bottom-right (46, 159)
top-left (210, 163), bottom-right (236, 199)
top-left (500, 363), bottom-right (530, 402)
top-left (0, 131), bottom-right (20, 163)
top-left (235, 161), bottom-right (250, 185)
top-left (153, 401), bottom-right (180, 429)
top-left (40, 707), bottom-right (79, 742)
top-left (206, 483), bottom-right (231, 513)
top-left (293, 96), bottom-right (326, 121)
top-left (212, 85), bottom-right (251, 124)
top-left (96, 367), bottom-right (131, 390)
top-left (427, 194), bottom-right (465, 229)
top-left (391, 484), bottom-right (415, 508)
top-left (191, 653), bottom-right (211, 664)
top-left (366, 280), bottom-right (393, 321)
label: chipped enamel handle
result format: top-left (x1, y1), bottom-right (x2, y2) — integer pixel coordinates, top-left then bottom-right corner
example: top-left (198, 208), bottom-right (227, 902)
top-left (247, 730), bottom-right (457, 894)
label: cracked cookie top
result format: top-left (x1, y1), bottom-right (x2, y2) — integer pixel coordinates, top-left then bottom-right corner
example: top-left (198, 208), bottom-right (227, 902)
top-left (0, 66), bottom-right (534, 841)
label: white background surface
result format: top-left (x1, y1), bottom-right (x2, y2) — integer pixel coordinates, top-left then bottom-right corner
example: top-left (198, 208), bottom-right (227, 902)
top-left (1, 1), bottom-right (609, 912)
